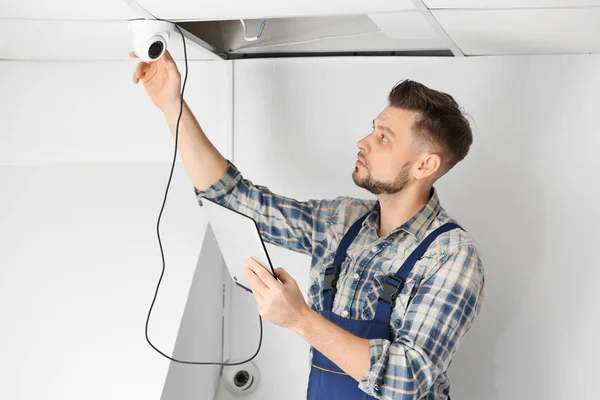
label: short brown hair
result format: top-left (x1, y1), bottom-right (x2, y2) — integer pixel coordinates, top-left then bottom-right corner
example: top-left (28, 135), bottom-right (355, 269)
top-left (388, 79), bottom-right (473, 176)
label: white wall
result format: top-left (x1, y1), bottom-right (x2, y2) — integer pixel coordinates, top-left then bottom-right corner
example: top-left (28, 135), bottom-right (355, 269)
top-left (0, 59), bottom-right (231, 399)
top-left (221, 54), bottom-right (600, 400)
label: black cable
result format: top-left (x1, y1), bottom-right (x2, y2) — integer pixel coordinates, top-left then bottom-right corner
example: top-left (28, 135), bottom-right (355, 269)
top-left (143, 20), bottom-right (263, 366)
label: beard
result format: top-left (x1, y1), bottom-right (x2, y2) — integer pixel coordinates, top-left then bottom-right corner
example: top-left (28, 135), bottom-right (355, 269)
top-left (352, 161), bottom-right (412, 195)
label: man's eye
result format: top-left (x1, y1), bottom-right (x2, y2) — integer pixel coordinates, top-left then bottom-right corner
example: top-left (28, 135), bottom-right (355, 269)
top-left (381, 134), bottom-right (389, 142)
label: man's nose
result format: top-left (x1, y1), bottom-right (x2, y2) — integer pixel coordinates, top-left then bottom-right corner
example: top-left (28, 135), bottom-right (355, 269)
top-left (357, 135), bottom-right (370, 153)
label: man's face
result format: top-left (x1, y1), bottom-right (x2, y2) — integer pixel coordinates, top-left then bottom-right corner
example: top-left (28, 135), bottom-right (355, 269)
top-left (352, 106), bottom-right (420, 195)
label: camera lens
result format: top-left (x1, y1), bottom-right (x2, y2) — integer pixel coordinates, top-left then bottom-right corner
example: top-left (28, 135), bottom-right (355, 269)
top-left (148, 41), bottom-right (164, 59)
top-left (234, 371), bottom-right (250, 387)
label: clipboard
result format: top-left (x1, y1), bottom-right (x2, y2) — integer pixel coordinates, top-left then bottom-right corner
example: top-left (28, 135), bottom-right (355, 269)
top-left (200, 196), bottom-right (278, 293)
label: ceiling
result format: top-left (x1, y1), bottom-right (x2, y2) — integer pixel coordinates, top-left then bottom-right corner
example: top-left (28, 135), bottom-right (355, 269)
top-left (1, 0), bottom-right (600, 61)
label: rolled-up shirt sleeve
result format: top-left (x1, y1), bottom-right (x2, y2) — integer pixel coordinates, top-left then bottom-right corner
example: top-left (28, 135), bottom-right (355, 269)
top-left (193, 159), bottom-right (243, 201)
top-left (193, 159), bottom-right (349, 256)
top-left (358, 244), bottom-right (485, 398)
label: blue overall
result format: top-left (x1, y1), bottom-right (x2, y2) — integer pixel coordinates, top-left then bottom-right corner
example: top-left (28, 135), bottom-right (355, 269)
top-left (306, 207), bottom-right (461, 400)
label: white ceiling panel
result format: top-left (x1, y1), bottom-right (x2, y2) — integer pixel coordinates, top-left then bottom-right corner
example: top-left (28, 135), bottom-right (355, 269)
top-left (424, 0), bottom-right (600, 9)
top-left (0, 0), bottom-right (142, 20)
top-left (433, 8), bottom-right (600, 55)
top-left (368, 11), bottom-right (441, 41)
top-left (135, 0), bottom-right (415, 21)
top-left (0, 20), bottom-right (218, 61)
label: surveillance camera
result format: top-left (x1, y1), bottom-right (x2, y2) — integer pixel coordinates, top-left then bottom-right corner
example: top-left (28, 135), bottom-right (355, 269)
top-left (127, 19), bottom-right (174, 62)
top-left (221, 360), bottom-right (261, 396)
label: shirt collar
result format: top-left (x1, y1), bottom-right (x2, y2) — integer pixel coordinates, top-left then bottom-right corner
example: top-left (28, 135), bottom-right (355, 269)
top-left (362, 187), bottom-right (442, 241)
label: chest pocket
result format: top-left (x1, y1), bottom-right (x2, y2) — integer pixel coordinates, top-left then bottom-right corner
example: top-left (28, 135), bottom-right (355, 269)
top-left (308, 246), bottom-right (353, 312)
top-left (362, 265), bottom-right (417, 326)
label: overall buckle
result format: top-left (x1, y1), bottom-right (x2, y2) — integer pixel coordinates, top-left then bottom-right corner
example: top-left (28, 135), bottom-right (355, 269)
top-left (380, 275), bottom-right (404, 306)
top-left (323, 267), bottom-right (338, 293)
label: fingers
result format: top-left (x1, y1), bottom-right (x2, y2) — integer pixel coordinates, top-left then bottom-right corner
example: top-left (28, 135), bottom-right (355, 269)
top-left (130, 51), bottom-right (145, 84)
top-left (162, 49), bottom-right (173, 61)
top-left (274, 267), bottom-right (290, 283)
top-left (133, 61), bottom-right (150, 84)
top-left (161, 50), bottom-right (179, 74)
top-left (247, 258), bottom-right (278, 288)
top-left (254, 290), bottom-right (265, 304)
top-left (245, 267), bottom-right (268, 298)
top-left (251, 281), bottom-right (265, 303)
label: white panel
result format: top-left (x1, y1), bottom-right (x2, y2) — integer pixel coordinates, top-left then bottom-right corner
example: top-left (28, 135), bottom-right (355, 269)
top-left (0, 20), bottom-right (216, 61)
top-left (433, 8), bottom-right (600, 55)
top-left (0, 0), bottom-right (142, 19)
top-left (136, 0), bottom-right (415, 21)
top-left (161, 228), bottom-right (224, 400)
top-left (368, 11), bottom-right (442, 40)
top-left (424, 0), bottom-right (600, 8)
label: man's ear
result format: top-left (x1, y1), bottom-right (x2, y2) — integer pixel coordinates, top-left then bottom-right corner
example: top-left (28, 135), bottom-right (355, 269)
top-left (415, 153), bottom-right (442, 180)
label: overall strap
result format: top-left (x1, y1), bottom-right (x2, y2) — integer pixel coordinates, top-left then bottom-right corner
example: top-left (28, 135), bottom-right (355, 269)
top-left (374, 222), bottom-right (463, 325)
top-left (323, 210), bottom-right (371, 311)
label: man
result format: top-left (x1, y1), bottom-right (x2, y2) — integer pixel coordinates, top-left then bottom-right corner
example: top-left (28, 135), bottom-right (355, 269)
top-left (131, 50), bottom-right (485, 399)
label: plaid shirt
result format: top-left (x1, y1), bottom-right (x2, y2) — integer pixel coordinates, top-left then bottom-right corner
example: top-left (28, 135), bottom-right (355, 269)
top-left (195, 160), bottom-right (485, 399)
